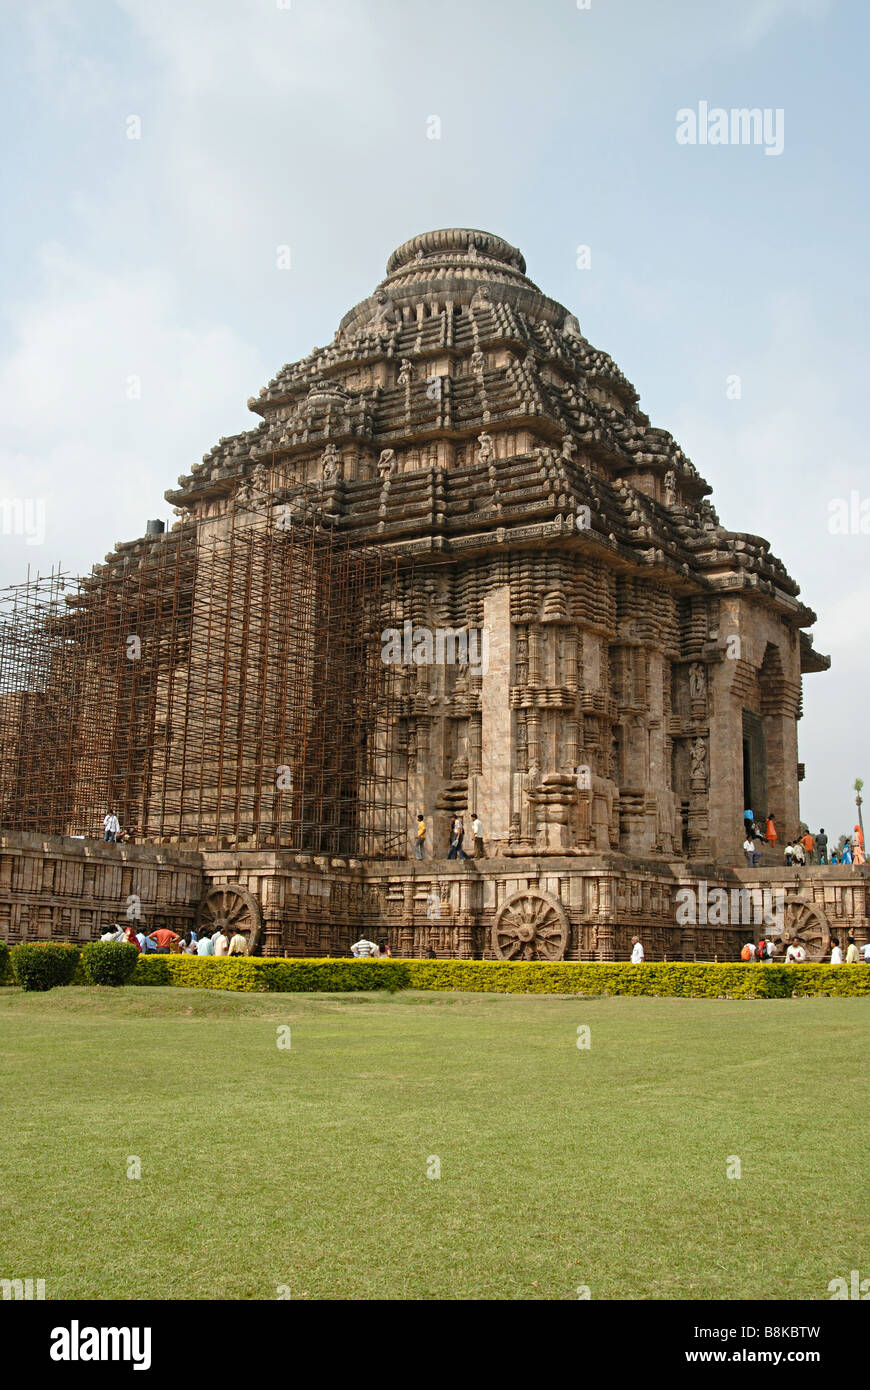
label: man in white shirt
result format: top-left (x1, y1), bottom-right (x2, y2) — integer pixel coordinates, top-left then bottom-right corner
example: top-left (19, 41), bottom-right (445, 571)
top-left (630, 936), bottom-right (644, 964)
top-left (213, 929), bottom-right (229, 957)
top-left (351, 937), bottom-right (379, 957)
top-left (830, 938), bottom-right (843, 964)
top-left (471, 814), bottom-right (485, 859)
top-left (743, 837), bottom-right (760, 867)
top-left (196, 931), bottom-right (214, 956)
top-left (863, 942), bottom-right (870, 964)
top-left (103, 811), bottom-right (120, 843)
top-left (100, 924), bottom-right (125, 942)
top-left (742, 941), bottom-right (757, 961)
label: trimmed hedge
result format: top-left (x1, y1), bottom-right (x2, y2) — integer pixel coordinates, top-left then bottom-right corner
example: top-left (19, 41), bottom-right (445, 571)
top-left (125, 955), bottom-right (870, 998)
top-left (0, 940), bottom-right (8, 985)
top-left (80, 941), bottom-right (140, 987)
top-left (130, 954), bottom-right (410, 993)
top-left (3, 949), bottom-right (869, 998)
top-left (10, 942), bottom-right (81, 991)
top-left (402, 960), bottom-right (870, 998)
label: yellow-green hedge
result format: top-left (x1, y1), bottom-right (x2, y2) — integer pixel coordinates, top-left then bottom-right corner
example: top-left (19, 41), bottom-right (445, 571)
top-left (402, 960), bottom-right (870, 998)
top-left (130, 954), bottom-right (408, 992)
top-left (4, 950), bottom-right (869, 998)
top-left (124, 955), bottom-right (870, 998)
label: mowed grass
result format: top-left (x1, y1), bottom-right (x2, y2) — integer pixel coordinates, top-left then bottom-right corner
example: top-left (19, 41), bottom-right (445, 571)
top-left (0, 985), bottom-right (866, 1300)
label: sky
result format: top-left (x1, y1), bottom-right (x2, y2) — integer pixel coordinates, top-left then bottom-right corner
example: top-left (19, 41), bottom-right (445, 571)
top-left (0, 0), bottom-right (867, 838)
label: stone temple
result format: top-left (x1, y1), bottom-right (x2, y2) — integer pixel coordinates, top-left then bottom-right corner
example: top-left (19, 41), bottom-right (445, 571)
top-left (2, 228), bottom-right (865, 962)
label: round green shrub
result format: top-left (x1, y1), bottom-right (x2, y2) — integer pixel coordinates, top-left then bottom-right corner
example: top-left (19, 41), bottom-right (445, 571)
top-left (11, 942), bottom-right (81, 991)
top-left (80, 941), bottom-right (140, 987)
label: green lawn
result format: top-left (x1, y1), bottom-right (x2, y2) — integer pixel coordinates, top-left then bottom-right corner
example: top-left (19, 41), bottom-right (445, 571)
top-left (0, 985), bottom-right (866, 1300)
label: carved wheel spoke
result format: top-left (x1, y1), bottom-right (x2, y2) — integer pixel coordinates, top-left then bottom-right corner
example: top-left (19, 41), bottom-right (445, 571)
top-left (492, 890), bottom-right (569, 962)
top-left (196, 884), bottom-right (263, 956)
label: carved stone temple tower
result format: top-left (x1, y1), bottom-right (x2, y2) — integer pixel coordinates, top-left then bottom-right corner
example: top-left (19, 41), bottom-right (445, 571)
top-left (2, 228), bottom-right (851, 962)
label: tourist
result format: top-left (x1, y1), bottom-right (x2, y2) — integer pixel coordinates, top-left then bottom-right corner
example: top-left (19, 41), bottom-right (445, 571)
top-left (100, 924), bottom-right (126, 942)
top-left (842, 842), bottom-right (853, 865)
top-left (816, 828), bottom-right (829, 865)
top-left (227, 928), bottom-right (247, 956)
top-left (212, 928), bottom-right (229, 957)
top-left (800, 828), bottom-right (815, 864)
top-left (350, 936), bottom-right (379, 957)
top-left (414, 813), bottom-right (426, 860)
top-left (136, 928), bottom-right (158, 953)
top-left (630, 936), bottom-right (645, 964)
top-left (378, 940), bottom-right (392, 957)
top-left (853, 840), bottom-right (866, 866)
top-left (169, 935), bottom-right (185, 954)
top-left (845, 938), bottom-right (860, 963)
top-left (743, 836), bottom-right (760, 868)
top-left (150, 925), bottom-right (180, 953)
top-left (785, 940), bottom-right (801, 963)
top-left (830, 937), bottom-right (843, 964)
top-left (740, 941), bottom-right (757, 961)
top-left (784, 841), bottom-right (794, 867)
top-left (854, 823), bottom-right (865, 853)
top-left (471, 812), bottom-right (485, 859)
top-left (102, 811), bottom-right (120, 844)
top-left (757, 936), bottom-right (768, 963)
top-left (790, 941), bottom-right (807, 963)
top-left (793, 840), bottom-right (806, 867)
top-left (122, 924), bottom-right (141, 951)
top-left (863, 941), bottom-right (870, 964)
top-left (765, 813), bottom-right (777, 848)
top-left (830, 848), bottom-right (840, 864)
top-left (196, 929), bottom-right (214, 956)
top-left (447, 815), bottom-right (467, 860)
top-left (425, 947), bottom-right (437, 959)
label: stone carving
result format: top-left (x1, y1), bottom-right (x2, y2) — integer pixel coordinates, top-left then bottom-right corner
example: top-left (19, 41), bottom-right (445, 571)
top-left (492, 889), bottom-right (569, 961)
top-left (470, 349), bottom-right (486, 374)
top-left (196, 884), bottom-right (262, 957)
top-left (370, 288), bottom-right (396, 332)
top-left (561, 434), bottom-right (576, 461)
top-left (470, 285), bottom-right (492, 311)
top-left (562, 312), bottom-right (582, 338)
top-left (477, 432), bottom-right (495, 465)
top-left (689, 663), bottom-right (706, 700)
top-left (664, 470), bottom-right (677, 506)
top-left (377, 448), bottom-right (397, 477)
top-left (690, 737), bottom-right (707, 782)
top-left (321, 443), bottom-right (342, 481)
top-left (397, 358), bottom-right (413, 387)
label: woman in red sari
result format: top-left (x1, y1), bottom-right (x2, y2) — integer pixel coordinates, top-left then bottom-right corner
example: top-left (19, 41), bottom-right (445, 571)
top-left (765, 813), bottom-right (777, 846)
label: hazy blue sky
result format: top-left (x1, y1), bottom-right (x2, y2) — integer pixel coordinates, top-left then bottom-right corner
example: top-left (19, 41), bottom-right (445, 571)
top-left (0, 0), bottom-right (866, 837)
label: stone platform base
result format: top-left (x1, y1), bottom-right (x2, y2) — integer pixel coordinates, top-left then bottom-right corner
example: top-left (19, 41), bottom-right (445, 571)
top-left (1, 832), bottom-right (867, 965)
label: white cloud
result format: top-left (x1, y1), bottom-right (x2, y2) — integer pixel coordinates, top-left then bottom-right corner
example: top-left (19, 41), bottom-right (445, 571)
top-left (0, 246), bottom-right (264, 585)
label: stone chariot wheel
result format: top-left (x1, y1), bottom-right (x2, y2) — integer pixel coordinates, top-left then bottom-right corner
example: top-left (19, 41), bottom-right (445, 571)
top-left (196, 883), bottom-right (262, 956)
top-left (783, 898), bottom-right (830, 961)
top-left (492, 889), bottom-right (570, 961)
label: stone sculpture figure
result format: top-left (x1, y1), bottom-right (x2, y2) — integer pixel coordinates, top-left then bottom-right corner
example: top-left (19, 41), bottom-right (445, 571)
top-left (689, 663), bottom-right (706, 700)
top-left (477, 432), bottom-right (495, 465)
top-left (664, 470), bottom-right (677, 506)
top-left (377, 448), bottom-right (397, 477)
top-left (397, 358), bottom-right (413, 387)
top-left (691, 738), bottom-right (707, 781)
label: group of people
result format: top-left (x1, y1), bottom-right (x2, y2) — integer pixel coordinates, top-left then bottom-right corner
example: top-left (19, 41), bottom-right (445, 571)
top-left (742, 811), bottom-right (866, 868)
top-left (413, 813), bottom-right (485, 861)
top-left (100, 923), bottom-right (248, 956)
